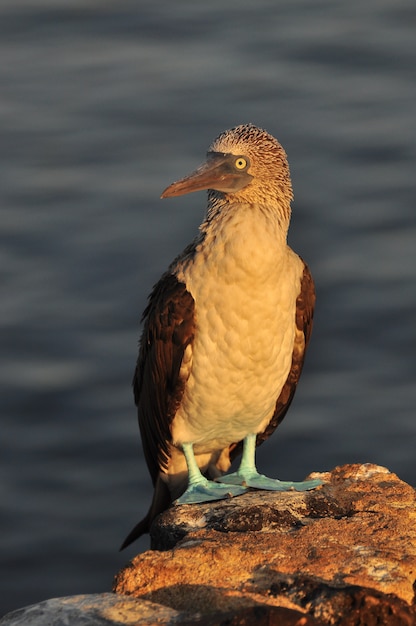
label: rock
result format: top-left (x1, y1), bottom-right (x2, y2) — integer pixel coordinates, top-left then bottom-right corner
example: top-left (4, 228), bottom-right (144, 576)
top-left (2, 464), bottom-right (414, 625)
top-left (114, 464), bottom-right (416, 625)
top-left (0, 594), bottom-right (320, 626)
top-left (0, 593), bottom-right (180, 626)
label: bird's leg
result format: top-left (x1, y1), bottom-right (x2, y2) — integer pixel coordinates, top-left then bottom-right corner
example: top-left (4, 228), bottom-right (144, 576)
top-left (217, 434), bottom-right (322, 491)
top-left (175, 442), bottom-right (247, 505)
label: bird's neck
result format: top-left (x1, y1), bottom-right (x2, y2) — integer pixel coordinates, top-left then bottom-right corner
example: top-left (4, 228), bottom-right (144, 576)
top-left (171, 194), bottom-right (294, 288)
top-left (180, 198), bottom-right (291, 286)
top-left (202, 194), bottom-right (291, 247)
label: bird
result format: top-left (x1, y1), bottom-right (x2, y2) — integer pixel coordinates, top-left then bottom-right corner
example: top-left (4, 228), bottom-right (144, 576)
top-left (121, 123), bottom-right (321, 550)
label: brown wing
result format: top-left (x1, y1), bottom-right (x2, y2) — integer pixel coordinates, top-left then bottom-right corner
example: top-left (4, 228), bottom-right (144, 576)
top-left (133, 272), bottom-right (195, 485)
top-left (230, 262), bottom-right (315, 462)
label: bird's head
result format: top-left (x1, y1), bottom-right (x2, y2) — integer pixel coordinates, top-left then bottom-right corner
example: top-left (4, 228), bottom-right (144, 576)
top-left (161, 124), bottom-right (294, 212)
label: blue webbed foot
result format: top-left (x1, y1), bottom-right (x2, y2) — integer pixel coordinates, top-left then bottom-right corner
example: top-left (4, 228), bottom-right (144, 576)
top-left (216, 434), bottom-right (322, 493)
top-left (175, 477), bottom-right (247, 505)
top-left (175, 442), bottom-right (247, 505)
top-left (217, 470), bottom-right (322, 492)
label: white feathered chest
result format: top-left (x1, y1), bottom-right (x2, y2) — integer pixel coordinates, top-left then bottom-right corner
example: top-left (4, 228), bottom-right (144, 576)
top-left (172, 204), bottom-right (304, 452)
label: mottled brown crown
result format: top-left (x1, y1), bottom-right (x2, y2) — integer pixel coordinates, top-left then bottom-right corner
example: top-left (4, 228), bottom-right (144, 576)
top-left (209, 123), bottom-right (293, 208)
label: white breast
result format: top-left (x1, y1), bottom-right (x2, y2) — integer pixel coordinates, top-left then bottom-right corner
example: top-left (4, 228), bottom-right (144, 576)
top-left (172, 204), bottom-right (304, 454)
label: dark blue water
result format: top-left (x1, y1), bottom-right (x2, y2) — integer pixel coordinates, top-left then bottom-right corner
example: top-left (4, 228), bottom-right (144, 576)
top-left (1, 0), bottom-right (415, 617)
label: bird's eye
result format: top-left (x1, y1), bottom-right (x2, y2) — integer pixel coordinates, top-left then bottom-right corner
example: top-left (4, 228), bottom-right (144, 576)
top-left (234, 157), bottom-right (248, 170)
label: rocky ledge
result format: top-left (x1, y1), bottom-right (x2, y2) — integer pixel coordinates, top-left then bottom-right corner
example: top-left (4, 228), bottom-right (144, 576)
top-left (2, 464), bottom-right (415, 625)
top-left (114, 463), bottom-right (416, 625)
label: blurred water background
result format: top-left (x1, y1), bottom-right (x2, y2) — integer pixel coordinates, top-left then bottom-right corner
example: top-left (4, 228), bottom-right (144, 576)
top-left (1, 0), bottom-right (415, 616)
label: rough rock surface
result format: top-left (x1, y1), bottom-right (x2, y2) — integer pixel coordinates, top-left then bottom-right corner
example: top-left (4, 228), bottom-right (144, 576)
top-left (0, 593), bottom-right (179, 626)
top-left (114, 464), bottom-right (416, 625)
top-left (2, 464), bottom-right (415, 625)
top-left (0, 594), bottom-right (319, 626)
top-left (0, 593), bottom-right (319, 626)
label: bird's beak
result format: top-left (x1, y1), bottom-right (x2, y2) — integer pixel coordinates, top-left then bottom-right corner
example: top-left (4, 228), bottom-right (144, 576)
top-left (161, 152), bottom-right (253, 198)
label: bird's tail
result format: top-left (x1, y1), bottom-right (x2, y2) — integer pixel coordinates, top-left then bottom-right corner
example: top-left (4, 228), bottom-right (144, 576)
top-left (120, 476), bottom-right (171, 550)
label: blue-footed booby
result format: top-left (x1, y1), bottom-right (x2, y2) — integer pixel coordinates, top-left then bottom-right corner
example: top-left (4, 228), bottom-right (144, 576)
top-left (121, 123), bottom-right (321, 549)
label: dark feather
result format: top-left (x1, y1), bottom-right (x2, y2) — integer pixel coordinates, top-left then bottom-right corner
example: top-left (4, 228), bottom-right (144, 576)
top-left (134, 272), bottom-right (195, 484)
top-left (120, 475), bottom-right (171, 550)
top-left (121, 273), bottom-right (195, 549)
